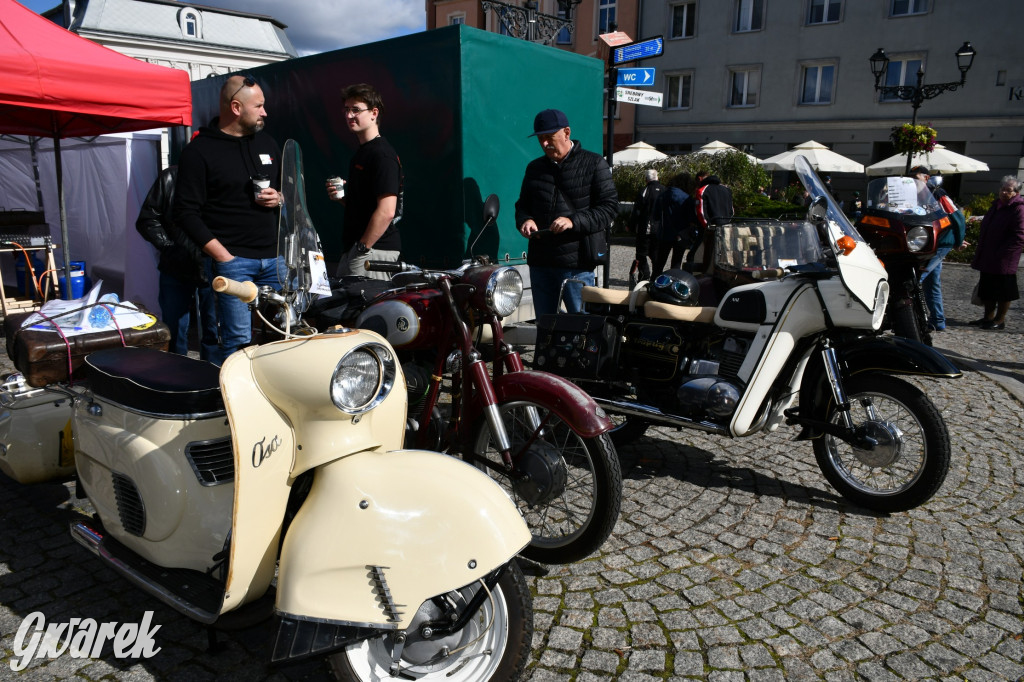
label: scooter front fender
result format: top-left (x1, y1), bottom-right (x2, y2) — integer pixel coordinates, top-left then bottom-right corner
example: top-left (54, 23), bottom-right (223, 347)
top-left (275, 448), bottom-right (530, 630)
top-left (482, 370), bottom-right (612, 439)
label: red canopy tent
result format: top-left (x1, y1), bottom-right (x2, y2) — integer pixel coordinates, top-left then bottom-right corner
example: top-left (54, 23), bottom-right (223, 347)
top-left (0, 0), bottom-right (191, 294)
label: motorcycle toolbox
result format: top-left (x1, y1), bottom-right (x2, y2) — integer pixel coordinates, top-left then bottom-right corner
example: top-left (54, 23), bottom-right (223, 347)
top-left (533, 313), bottom-right (620, 379)
top-left (4, 312), bottom-right (171, 387)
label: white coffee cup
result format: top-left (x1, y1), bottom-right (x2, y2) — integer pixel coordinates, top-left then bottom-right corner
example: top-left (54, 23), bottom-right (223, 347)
top-left (253, 176), bottom-right (271, 200)
top-left (327, 176), bottom-right (345, 200)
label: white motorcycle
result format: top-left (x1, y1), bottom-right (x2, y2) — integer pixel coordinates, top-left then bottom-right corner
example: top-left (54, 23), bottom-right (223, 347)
top-left (0, 141), bottom-right (534, 681)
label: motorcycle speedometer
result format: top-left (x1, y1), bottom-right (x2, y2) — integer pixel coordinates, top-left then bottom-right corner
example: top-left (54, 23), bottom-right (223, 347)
top-left (906, 226), bottom-right (930, 252)
top-left (331, 343), bottom-right (397, 414)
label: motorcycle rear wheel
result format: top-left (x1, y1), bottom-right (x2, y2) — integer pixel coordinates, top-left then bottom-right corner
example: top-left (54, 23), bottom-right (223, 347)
top-left (813, 374), bottom-right (949, 512)
top-left (330, 561), bottom-right (532, 682)
top-left (472, 400), bottom-right (622, 564)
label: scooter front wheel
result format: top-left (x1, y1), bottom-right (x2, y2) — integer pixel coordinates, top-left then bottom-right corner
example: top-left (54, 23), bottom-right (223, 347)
top-left (330, 561), bottom-right (532, 682)
top-left (472, 400), bottom-right (622, 564)
top-left (813, 374), bottom-right (950, 512)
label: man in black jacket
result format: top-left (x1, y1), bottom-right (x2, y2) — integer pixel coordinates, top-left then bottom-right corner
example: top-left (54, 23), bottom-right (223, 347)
top-left (691, 173), bottom-right (734, 274)
top-left (515, 109), bottom-right (617, 316)
top-left (629, 168), bottom-right (664, 284)
top-left (174, 74), bottom-right (284, 365)
top-left (136, 165), bottom-right (217, 360)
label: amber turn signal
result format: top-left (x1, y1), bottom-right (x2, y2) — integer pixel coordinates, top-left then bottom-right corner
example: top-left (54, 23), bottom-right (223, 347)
top-left (836, 235), bottom-right (857, 256)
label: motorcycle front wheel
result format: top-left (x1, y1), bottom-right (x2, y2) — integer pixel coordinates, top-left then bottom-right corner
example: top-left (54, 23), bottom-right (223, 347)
top-left (329, 561), bottom-right (532, 682)
top-left (813, 374), bottom-right (950, 512)
top-left (472, 400), bottom-right (622, 564)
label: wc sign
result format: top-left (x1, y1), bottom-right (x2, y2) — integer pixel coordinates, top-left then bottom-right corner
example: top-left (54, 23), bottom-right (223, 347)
top-left (617, 68), bottom-right (655, 87)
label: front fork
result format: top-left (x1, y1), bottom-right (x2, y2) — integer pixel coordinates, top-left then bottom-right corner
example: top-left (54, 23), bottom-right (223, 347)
top-left (820, 340), bottom-right (878, 449)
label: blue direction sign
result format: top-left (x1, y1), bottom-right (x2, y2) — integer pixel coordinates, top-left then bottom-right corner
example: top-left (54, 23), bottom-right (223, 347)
top-left (613, 36), bottom-right (664, 66)
top-left (617, 68), bottom-right (656, 87)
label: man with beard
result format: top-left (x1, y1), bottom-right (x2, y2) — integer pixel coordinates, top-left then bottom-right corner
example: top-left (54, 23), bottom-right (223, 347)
top-left (175, 74), bottom-right (284, 365)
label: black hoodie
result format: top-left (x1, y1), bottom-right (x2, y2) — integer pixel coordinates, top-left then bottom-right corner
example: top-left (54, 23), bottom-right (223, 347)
top-left (173, 125), bottom-right (281, 259)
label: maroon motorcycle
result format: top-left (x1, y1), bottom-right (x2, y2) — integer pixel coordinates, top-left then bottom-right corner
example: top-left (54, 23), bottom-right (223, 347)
top-left (311, 197), bottom-right (622, 565)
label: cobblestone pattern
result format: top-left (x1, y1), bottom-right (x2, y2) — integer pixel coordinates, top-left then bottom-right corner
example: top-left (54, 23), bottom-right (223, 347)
top-left (0, 253), bottom-right (1020, 680)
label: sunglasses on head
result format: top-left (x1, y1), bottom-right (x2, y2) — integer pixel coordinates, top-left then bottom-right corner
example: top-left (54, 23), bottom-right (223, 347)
top-left (228, 75), bottom-right (257, 101)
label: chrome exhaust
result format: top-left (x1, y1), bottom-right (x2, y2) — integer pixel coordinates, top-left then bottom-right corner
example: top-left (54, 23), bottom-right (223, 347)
top-left (592, 396), bottom-right (730, 436)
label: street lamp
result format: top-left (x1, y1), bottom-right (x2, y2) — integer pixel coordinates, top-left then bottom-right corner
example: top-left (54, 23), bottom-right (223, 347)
top-left (869, 41), bottom-right (977, 173)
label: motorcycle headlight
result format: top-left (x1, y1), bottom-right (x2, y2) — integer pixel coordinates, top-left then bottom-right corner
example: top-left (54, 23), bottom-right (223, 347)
top-left (872, 281), bottom-right (890, 331)
top-left (330, 343), bottom-right (397, 414)
top-left (486, 267), bottom-right (524, 317)
top-left (906, 226), bottom-right (930, 252)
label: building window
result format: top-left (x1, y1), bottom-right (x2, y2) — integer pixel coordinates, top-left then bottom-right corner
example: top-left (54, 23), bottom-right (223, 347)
top-left (179, 9), bottom-right (202, 39)
top-left (807, 0), bottom-right (841, 24)
top-left (800, 63), bottom-right (835, 104)
top-left (729, 67), bottom-right (760, 106)
top-left (890, 0), bottom-right (927, 16)
top-left (448, 13), bottom-right (465, 25)
top-left (880, 56), bottom-right (923, 101)
top-left (666, 73), bottom-right (693, 109)
top-left (734, 0), bottom-right (764, 32)
top-left (670, 2), bottom-right (696, 39)
top-left (598, 0), bottom-right (616, 35)
top-left (556, 7), bottom-right (572, 45)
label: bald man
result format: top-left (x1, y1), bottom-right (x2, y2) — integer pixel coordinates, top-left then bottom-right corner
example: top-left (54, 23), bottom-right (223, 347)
top-left (174, 74), bottom-right (285, 365)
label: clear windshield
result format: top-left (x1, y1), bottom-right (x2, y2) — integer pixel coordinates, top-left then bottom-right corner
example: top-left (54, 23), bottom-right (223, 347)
top-left (277, 140), bottom-right (323, 313)
top-left (864, 176), bottom-right (943, 217)
top-left (715, 220), bottom-right (824, 272)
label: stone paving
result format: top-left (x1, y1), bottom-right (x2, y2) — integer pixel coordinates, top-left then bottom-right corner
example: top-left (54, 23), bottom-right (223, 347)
top-left (0, 252), bottom-right (1021, 680)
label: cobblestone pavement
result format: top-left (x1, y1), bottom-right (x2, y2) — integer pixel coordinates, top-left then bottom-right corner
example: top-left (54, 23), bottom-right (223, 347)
top-left (0, 253), bottom-right (1021, 680)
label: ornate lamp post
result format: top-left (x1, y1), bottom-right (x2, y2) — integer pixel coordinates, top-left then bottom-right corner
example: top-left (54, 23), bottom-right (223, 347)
top-left (869, 42), bottom-right (977, 173)
top-left (480, 0), bottom-right (582, 45)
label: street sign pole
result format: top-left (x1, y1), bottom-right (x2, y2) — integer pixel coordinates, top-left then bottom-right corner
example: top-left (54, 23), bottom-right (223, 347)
top-left (604, 50), bottom-right (616, 288)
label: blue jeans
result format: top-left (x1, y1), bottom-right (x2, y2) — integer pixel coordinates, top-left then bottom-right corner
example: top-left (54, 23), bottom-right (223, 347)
top-left (158, 270), bottom-right (218, 361)
top-left (529, 266), bottom-right (596, 317)
top-left (919, 246), bottom-right (952, 329)
top-left (210, 256), bottom-right (284, 366)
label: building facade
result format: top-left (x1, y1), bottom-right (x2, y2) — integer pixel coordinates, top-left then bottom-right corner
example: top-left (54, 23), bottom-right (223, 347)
top-left (633, 0), bottom-right (1022, 197)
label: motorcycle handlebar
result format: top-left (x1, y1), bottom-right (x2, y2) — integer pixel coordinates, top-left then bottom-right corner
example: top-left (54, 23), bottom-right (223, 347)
top-left (365, 260), bottom-right (418, 274)
top-left (212, 276), bottom-right (259, 303)
top-left (751, 268), bottom-right (786, 280)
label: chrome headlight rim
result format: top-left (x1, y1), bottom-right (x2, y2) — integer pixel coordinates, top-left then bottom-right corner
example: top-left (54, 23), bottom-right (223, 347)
top-left (872, 281), bottom-right (890, 330)
top-left (906, 226), bottom-right (930, 253)
top-left (484, 267), bottom-right (524, 318)
top-left (330, 342), bottom-right (397, 415)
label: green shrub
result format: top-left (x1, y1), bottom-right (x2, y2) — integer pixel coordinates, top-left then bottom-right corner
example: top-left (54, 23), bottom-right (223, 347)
top-left (945, 193), bottom-right (993, 263)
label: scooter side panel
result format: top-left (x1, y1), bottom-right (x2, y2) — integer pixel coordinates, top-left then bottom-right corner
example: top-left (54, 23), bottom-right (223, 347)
top-left (0, 388), bottom-right (74, 484)
top-left (275, 449), bottom-right (530, 629)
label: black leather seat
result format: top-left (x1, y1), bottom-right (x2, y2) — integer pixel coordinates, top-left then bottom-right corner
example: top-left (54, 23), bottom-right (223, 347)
top-left (85, 347), bottom-right (223, 416)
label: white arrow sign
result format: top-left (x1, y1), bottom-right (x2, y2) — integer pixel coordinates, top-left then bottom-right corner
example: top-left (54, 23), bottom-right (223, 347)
top-left (616, 87), bottom-right (663, 107)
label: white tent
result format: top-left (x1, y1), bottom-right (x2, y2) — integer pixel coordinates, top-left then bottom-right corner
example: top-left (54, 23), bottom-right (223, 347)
top-left (692, 140), bottom-right (761, 164)
top-left (761, 140), bottom-right (864, 173)
top-left (865, 144), bottom-right (989, 176)
top-left (613, 141), bottom-right (668, 166)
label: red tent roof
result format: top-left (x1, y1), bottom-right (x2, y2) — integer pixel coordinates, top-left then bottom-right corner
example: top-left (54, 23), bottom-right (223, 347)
top-left (0, 0), bottom-right (192, 137)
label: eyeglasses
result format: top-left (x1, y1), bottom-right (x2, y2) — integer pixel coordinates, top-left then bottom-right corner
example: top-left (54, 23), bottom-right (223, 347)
top-left (344, 107), bottom-right (371, 116)
top-left (228, 75), bottom-right (257, 102)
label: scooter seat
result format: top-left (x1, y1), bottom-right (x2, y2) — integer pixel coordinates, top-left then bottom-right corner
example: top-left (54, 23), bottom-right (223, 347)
top-left (582, 286), bottom-right (649, 309)
top-left (643, 302), bottom-right (717, 324)
top-left (84, 347), bottom-right (224, 416)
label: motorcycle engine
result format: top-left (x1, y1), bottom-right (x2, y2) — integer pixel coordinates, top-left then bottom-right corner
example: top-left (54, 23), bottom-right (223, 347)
top-left (674, 335), bottom-right (749, 420)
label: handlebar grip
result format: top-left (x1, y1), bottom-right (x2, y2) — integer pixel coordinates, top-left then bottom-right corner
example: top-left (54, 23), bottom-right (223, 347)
top-left (364, 260), bottom-right (410, 273)
top-left (212, 276), bottom-right (259, 303)
top-left (751, 268), bottom-right (786, 280)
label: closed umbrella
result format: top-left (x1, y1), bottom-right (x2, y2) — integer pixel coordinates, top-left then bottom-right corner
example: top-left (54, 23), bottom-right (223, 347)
top-left (693, 140), bottom-right (761, 164)
top-left (865, 144), bottom-right (989, 176)
top-left (613, 141), bottom-right (668, 166)
top-left (761, 140), bottom-right (864, 173)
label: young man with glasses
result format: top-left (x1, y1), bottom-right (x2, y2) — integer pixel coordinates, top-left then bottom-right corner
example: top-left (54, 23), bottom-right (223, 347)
top-left (174, 73), bottom-right (285, 365)
top-left (327, 83), bottom-right (403, 280)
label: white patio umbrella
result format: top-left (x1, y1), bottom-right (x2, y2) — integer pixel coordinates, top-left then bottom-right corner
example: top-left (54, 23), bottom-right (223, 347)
top-left (865, 144), bottom-right (989, 176)
top-left (693, 140), bottom-right (761, 164)
top-left (613, 141), bottom-right (669, 166)
top-left (761, 140), bottom-right (864, 173)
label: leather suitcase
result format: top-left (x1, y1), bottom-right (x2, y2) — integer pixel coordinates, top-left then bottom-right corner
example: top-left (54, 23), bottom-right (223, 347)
top-left (4, 311), bottom-right (171, 387)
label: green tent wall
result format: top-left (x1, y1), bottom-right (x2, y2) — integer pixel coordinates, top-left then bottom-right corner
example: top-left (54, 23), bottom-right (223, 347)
top-left (187, 25), bottom-right (605, 269)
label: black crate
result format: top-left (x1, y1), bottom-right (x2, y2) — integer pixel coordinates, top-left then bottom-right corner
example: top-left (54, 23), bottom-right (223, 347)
top-left (533, 314), bottom-right (620, 379)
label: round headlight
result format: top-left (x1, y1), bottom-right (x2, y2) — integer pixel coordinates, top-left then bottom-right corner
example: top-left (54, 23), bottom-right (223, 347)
top-left (906, 226), bottom-right (929, 252)
top-left (486, 267), bottom-right (524, 318)
top-left (331, 343), bottom-right (396, 414)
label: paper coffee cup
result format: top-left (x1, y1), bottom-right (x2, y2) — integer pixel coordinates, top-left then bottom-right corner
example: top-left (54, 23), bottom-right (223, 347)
top-left (328, 176), bottom-right (345, 200)
top-left (253, 176), bottom-right (271, 200)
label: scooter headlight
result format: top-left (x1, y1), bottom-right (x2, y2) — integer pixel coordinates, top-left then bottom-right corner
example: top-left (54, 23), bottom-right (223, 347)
top-left (872, 281), bottom-right (890, 330)
top-left (906, 226), bottom-right (930, 253)
top-left (331, 342), bottom-right (397, 414)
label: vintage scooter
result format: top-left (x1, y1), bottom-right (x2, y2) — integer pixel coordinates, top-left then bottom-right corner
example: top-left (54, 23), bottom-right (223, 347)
top-left (0, 141), bottom-right (534, 681)
top-left (535, 156), bottom-right (961, 513)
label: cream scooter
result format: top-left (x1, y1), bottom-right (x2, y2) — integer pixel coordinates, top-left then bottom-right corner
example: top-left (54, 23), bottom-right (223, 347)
top-left (0, 141), bottom-right (534, 681)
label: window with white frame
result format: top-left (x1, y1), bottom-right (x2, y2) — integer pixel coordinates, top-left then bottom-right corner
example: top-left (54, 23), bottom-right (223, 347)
top-left (179, 8), bottom-right (201, 39)
top-left (665, 72), bottom-right (694, 109)
top-left (729, 67), bottom-right (760, 106)
top-left (890, 0), bottom-right (927, 16)
top-left (448, 12), bottom-right (466, 25)
top-left (734, 0), bottom-right (764, 32)
top-left (670, 2), bottom-right (696, 39)
top-left (807, 0), bottom-right (841, 24)
top-left (598, 0), bottom-right (617, 35)
top-left (880, 56), bottom-right (923, 100)
top-left (800, 62), bottom-right (835, 104)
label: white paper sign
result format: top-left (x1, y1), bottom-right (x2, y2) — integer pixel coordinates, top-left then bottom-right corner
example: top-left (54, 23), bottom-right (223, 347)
top-left (309, 251), bottom-right (332, 297)
top-left (884, 176), bottom-right (919, 212)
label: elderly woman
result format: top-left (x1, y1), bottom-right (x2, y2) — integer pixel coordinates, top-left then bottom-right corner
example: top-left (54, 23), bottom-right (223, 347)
top-left (970, 175), bottom-right (1024, 330)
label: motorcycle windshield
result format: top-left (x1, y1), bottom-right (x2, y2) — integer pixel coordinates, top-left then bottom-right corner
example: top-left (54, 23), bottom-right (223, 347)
top-left (277, 140), bottom-right (325, 314)
top-left (794, 155), bottom-right (886, 310)
top-left (865, 176), bottom-right (944, 219)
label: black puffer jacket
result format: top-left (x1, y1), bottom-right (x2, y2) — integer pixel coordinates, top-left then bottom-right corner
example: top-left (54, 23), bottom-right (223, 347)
top-left (514, 141), bottom-right (618, 269)
top-left (135, 166), bottom-right (208, 286)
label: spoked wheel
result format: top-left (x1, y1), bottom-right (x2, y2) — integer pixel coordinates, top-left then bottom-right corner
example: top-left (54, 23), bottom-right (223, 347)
top-left (472, 400), bottom-right (622, 564)
top-left (813, 374), bottom-right (950, 512)
top-left (330, 562), bottom-right (532, 682)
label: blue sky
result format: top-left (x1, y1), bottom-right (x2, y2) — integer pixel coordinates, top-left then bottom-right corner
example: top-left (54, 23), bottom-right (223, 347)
top-left (14, 0), bottom-right (426, 56)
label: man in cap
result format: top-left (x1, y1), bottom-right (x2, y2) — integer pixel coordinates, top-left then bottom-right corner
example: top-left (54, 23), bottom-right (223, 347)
top-left (515, 109), bottom-right (617, 316)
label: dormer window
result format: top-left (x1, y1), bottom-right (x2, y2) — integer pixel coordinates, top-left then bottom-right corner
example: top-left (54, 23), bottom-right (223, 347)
top-left (179, 8), bottom-right (202, 39)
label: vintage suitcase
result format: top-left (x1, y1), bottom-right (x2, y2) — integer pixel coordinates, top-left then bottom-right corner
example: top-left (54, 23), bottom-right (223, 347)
top-left (4, 311), bottom-right (171, 387)
top-left (533, 314), bottom-right (620, 380)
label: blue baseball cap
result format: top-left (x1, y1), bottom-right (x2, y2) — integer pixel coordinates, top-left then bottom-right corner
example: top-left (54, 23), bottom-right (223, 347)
top-left (530, 109), bottom-right (570, 137)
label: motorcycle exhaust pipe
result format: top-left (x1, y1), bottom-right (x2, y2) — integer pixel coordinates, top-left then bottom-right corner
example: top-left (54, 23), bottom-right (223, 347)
top-left (592, 396), bottom-right (730, 436)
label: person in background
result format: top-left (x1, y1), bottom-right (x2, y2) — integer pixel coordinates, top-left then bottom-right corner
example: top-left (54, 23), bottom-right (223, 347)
top-left (691, 172), bottom-right (734, 274)
top-left (651, 173), bottom-right (696, 277)
top-left (970, 175), bottom-right (1024, 330)
top-left (910, 165), bottom-right (966, 332)
top-left (845, 190), bottom-right (863, 220)
top-left (628, 168), bottom-right (664, 284)
top-left (174, 73), bottom-right (284, 366)
top-left (515, 108), bottom-right (617, 316)
top-left (136, 165), bottom-right (217, 361)
top-left (327, 83), bottom-right (403, 281)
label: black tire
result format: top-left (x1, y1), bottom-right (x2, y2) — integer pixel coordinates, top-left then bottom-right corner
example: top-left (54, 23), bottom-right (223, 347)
top-left (330, 561), bottom-right (532, 681)
top-left (472, 400), bottom-right (622, 564)
top-left (813, 374), bottom-right (950, 512)
top-left (889, 295), bottom-right (923, 344)
top-left (608, 413), bottom-right (650, 447)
